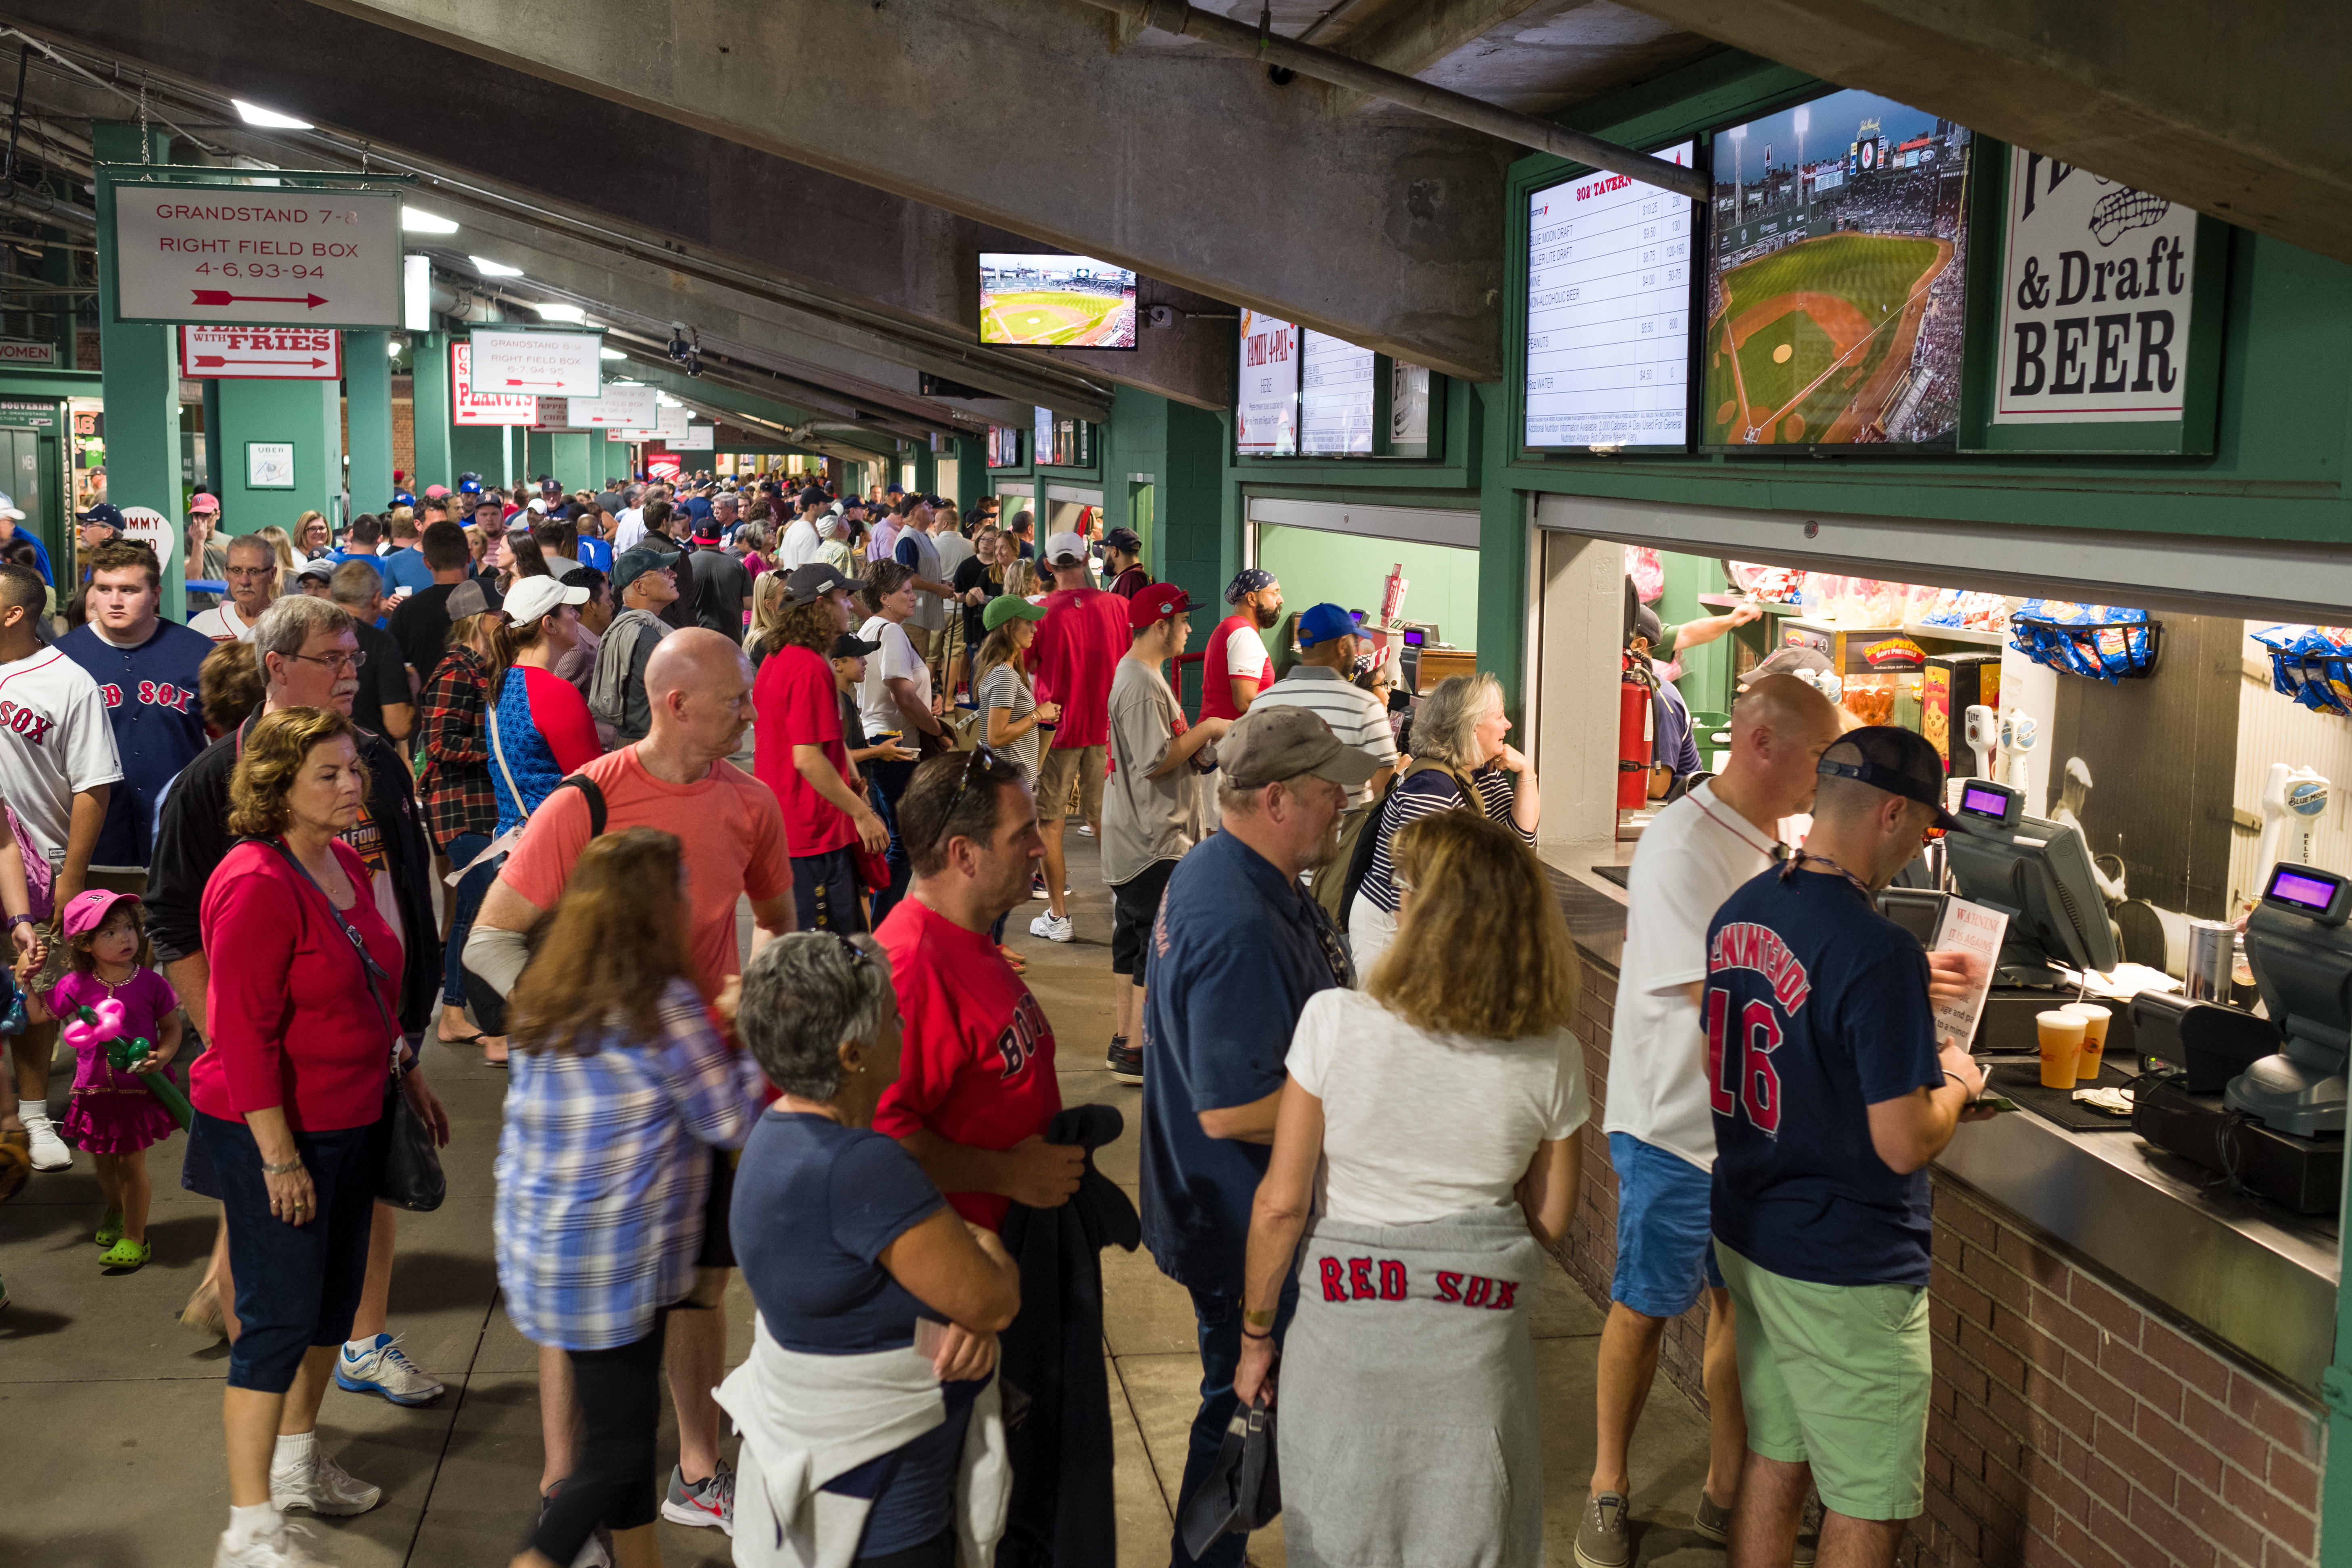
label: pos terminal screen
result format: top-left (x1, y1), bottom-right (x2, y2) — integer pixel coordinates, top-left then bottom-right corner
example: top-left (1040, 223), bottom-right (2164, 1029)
top-left (1958, 783), bottom-right (2016, 823)
top-left (2267, 867), bottom-right (2342, 914)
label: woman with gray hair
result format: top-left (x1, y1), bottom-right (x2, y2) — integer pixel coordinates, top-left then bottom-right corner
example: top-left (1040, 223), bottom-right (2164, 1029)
top-left (720, 932), bottom-right (1021, 1568)
top-left (1347, 670), bottom-right (1541, 975)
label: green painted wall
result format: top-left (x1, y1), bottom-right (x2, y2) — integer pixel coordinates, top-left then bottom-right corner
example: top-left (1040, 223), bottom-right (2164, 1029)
top-left (449, 424), bottom-right (510, 488)
top-left (216, 377), bottom-right (342, 533)
top-left (346, 330), bottom-right (394, 512)
top-left (547, 433), bottom-right (594, 493)
top-left (411, 331), bottom-right (452, 489)
top-left (1253, 525), bottom-right (1480, 659)
top-left (92, 124), bottom-right (187, 617)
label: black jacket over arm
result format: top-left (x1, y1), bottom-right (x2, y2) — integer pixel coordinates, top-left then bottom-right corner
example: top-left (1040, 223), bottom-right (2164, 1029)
top-left (148, 708), bottom-right (442, 1034)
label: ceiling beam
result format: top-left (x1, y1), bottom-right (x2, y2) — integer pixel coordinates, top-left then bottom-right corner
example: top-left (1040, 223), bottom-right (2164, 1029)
top-left (286, 0), bottom-right (1508, 380)
top-left (1622, 0), bottom-right (2352, 264)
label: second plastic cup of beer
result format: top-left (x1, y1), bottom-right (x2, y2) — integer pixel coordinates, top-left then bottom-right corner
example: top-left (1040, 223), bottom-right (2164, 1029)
top-left (2036, 1010), bottom-right (2086, 1089)
top-left (2065, 1003), bottom-right (2112, 1080)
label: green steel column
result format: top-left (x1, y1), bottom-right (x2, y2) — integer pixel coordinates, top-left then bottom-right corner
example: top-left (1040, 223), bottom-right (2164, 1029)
top-left (411, 329), bottom-right (452, 487)
top-left (346, 330), bottom-right (394, 514)
top-left (1471, 380), bottom-right (1527, 716)
top-left (953, 435), bottom-right (985, 513)
top-left (549, 432), bottom-right (592, 493)
top-left (92, 123), bottom-right (186, 620)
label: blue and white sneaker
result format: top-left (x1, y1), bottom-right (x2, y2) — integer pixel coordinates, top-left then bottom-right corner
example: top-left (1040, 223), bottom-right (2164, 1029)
top-left (335, 1332), bottom-right (445, 1406)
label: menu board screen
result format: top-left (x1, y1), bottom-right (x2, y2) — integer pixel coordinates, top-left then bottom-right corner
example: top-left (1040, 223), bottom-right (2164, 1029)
top-left (1236, 309), bottom-right (1299, 456)
top-left (1301, 331), bottom-right (1376, 454)
top-left (1523, 141), bottom-right (1696, 451)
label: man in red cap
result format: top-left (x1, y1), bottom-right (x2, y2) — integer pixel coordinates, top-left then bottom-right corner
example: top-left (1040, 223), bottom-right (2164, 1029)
top-left (1101, 583), bottom-right (1229, 1080)
top-left (1025, 529), bottom-right (1131, 943)
top-left (184, 493), bottom-right (228, 614)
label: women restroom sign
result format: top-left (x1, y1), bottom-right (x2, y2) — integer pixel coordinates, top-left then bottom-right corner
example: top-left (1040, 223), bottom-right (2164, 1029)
top-left (108, 181), bottom-right (402, 329)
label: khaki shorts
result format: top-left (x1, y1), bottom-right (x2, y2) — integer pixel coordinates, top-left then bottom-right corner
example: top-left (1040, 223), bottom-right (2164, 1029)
top-left (1035, 743), bottom-right (1106, 825)
top-left (1714, 1239), bottom-right (1931, 1522)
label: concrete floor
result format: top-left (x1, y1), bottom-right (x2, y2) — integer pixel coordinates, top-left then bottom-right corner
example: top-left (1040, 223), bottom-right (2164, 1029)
top-left (0, 829), bottom-right (1720, 1566)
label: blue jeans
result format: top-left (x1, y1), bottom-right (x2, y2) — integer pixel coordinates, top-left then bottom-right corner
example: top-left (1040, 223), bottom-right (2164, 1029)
top-left (1173, 1281), bottom-right (1298, 1568)
top-left (866, 761), bottom-right (918, 927)
top-left (441, 831), bottom-right (497, 1008)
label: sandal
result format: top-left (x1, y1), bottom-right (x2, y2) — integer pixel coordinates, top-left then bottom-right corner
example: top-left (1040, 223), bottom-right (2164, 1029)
top-left (98, 1237), bottom-right (151, 1271)
top-left (438, 1032), bottom-right (484, 1048)
top-left (95, 1209), bottom-right (124, 1247)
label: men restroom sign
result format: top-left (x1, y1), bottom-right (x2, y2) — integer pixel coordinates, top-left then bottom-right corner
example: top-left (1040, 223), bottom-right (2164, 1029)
top-left (1973, 144), bottom-right (2224, 454)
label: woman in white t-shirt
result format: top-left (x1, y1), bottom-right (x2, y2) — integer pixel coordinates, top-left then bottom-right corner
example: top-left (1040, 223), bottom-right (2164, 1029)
top-left (1233, 809), bottom-right (1585, 1567)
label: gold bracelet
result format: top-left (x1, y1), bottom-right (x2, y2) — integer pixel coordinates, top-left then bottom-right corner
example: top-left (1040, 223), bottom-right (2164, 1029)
top-left (1241, 1307), bottom-right (1276, 1329)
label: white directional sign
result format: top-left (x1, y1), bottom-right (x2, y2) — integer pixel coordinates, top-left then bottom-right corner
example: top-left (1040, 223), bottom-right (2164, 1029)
top-left (111, 183), bottom-right (402, 329)
top-left (451, 341), bottom-right (537, 427)
top-left (178, 325), bottom-right (341, 380)
top-left (467, 329), bottom-right (603, 397)
top-left (680, 424), bottom-right (716, 451)
top-left (567, 384), bottom-right (658, 428)
top-left (656, 403), bottom-right (692, 440)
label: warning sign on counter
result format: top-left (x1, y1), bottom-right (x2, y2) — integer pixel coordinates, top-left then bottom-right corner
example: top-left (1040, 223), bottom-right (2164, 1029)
top-left (108, 180), bottom-right (402, 329)
top-left (178, 326), bottom-right (341, 379)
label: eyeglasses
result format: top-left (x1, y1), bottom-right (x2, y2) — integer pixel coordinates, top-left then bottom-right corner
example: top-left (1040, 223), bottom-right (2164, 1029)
top-left (225, 566), bottom-right (276, 580)
top-left (285, 648), bottom-right (367, 673)
top-left (934, 744), bottom-right (1014, 849)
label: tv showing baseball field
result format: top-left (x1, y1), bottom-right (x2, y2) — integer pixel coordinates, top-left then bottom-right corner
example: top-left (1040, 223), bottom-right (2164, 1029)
top-left (1704, 88), bottom-right (1973, 449)
top-left (979, 253), bottom-right (1138, 349)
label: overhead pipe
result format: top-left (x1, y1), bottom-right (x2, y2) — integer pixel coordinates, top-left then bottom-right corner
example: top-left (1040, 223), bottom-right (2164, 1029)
top-left (1086, 0), bottom-right (1709, 200)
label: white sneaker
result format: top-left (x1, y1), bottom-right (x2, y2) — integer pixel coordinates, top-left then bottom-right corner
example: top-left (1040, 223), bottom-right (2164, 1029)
top-left (271, 1449), bottom-right (383, 1516)
top-left (21, 1113), bottom-right (68, 1172)
top-left (336, 1331), bottom-right (445, 1405)
top-left (215, 1520), bottom-right (321, 1568)
top-left (1029, 912), bottom-right (1073, 943)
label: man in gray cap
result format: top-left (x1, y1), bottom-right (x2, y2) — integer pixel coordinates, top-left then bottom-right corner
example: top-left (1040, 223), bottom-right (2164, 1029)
top-left (1137, 704), bottom-right (1376, 1568)
top-left (589, 546), bottom-right (680, 744)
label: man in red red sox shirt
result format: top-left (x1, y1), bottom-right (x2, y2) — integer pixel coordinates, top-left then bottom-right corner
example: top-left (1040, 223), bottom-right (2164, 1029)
top-left (873, 750), bottom-right (1085, 1229)
top-left (1025, 531), bottom-right (1132, 945)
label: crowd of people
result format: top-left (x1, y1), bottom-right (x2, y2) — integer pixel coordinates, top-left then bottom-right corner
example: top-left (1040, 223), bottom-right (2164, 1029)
top-left (0, 468), bottom-right (1987, 1568)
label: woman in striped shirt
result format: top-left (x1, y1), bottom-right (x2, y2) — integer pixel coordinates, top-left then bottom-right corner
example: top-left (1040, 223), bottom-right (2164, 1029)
top-left (1349, 670), bottom-right (1542, 977)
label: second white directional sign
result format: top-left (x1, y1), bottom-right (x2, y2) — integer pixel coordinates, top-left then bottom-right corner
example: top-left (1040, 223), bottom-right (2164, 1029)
top-left (467, 329), bottom-right (604, 398)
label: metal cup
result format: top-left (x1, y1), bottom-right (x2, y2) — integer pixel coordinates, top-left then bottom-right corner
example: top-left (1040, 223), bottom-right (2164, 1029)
top-left (2184, 919), bottom-right (2235, 1002)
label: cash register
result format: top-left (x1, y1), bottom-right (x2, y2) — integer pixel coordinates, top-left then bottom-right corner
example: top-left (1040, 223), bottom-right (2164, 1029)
top-left (2132, 863), bottom-right (2350, 1214)
top-left (1889, 779), bottom-right (2126, 1054)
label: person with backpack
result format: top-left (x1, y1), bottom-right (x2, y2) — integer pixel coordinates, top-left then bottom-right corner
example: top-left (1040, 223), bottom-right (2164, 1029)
top-left (1347, 671), bottom-right (1541, 978)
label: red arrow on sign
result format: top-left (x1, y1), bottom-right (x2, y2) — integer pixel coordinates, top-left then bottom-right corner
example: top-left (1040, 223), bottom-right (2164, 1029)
top-left (190, 290), bottom-right (330, 308)
top-left (504, 379), bottom-right (564, 389)
top-left (193, 355), bottom-right (332, 369)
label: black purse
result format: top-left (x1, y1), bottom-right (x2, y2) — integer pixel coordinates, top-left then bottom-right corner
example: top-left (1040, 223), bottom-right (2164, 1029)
top-left (252, 837), bottom-right (446, 1212)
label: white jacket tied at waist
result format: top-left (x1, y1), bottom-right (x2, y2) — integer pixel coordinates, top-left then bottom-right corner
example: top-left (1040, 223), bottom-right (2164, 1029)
top-left (715, 1313), bottom-right (1011, 1568)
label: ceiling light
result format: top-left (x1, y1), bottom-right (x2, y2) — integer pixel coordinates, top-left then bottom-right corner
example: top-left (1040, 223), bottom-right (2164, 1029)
top-left (469, 255), bottom-right (524, 278)
top-left (532, 303), bottom-right (586, 324)
top-left (387, 338), bottom-right (404, 358)
top-left (656, 392), bottom-right (683, 407)
top-left (599, 347), bottom-right (627, 361)
top-left (401, 208), bottom-right (459, 234)
top-left (232, 99), bottom-right (312, 130)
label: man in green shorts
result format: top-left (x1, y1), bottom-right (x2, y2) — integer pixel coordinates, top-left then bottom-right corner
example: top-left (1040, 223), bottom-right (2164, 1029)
top-left (1703, 728), bottom-right (1993, 1566)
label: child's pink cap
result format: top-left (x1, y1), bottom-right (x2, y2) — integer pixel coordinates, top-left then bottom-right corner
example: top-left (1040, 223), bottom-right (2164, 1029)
top-left (60, 888), bottom-right (140, 941)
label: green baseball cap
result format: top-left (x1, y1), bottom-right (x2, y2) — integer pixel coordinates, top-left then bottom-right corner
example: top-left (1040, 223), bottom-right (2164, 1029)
top-left (982, 594), bottom-right (1049, 632)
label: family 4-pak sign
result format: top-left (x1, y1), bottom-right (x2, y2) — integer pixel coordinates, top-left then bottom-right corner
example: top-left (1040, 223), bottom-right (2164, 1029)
top-left (178, 327), bottom-right (341, 379)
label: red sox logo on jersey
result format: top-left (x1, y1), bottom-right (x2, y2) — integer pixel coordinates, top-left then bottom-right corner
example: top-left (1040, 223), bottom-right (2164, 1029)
top-left (992, 992), bottom-right (1049, 1079)
top-left (1705, 921), bottom-right (1813, 1138)
top-left (0, 699), bottom-right (55, 745)
top-left (97, 680), bottom-right (195, 716)
top-left (1315, 1254), bottom-right (1521, 1311)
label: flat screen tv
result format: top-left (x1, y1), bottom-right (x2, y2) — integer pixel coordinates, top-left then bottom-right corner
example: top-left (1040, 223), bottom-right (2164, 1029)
top-left (979, 253), bottom-right (1138, 349)
top-left (1702, 89), bottom-right (1973, 450)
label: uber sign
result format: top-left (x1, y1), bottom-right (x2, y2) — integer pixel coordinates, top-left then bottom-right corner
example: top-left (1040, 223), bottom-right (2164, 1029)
top-left (1992, 146), bottom-right (2199, 426)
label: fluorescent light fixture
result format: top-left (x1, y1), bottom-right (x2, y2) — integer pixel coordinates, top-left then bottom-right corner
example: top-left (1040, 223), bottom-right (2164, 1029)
top-left (469, 255), bottom-right (524, 278)
top-left (232, 99), bottom-right (312, 130)
top-left (402, 254), bottom-right (432, 332)
top-left (532, 302), bottom-right (586, 324)
top-left (400, 207), bottom-right (459, 235)
top-left (599, 347), bottom-right (627, 361)
top-left (387, 338), bottom-right (405, 358)
top-left (656, 392), bottom-right (683, 407)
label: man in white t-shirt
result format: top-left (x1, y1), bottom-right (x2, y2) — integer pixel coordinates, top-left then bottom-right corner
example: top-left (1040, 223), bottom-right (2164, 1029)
top-left (857, 560), bottom-right (946, 924)
top-left (776, 488), bottom-right (825, 569)
top-left (1581, 674), bottom-right (1842, 1568)
top-left (188, 533), bottom-right (278, 643)
top-left (0, 562), bottom-right (122, 1176)
top-left (611, 484), bottom-right (649, 552)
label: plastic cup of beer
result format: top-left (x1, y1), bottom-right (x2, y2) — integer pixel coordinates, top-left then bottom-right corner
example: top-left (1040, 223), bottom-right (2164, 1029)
top-left (2036, 1010), bottom-right (2086, 1089)
top-left (2065, 1003), bottom-right (2112, 1080)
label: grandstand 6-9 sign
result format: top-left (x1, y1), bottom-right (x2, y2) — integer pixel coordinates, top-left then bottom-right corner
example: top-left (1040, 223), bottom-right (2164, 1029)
top-left (1979, 144), bottom-right (2222, 454)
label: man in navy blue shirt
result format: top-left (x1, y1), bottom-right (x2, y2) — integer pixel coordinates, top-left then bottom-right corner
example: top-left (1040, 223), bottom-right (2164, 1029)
top-left (1706, 727), bottom-right (1991, 1567)
top-left (1140, 705), bottom-right (1373, 1568)
top-left (58, 540), bottom-right (212, 874)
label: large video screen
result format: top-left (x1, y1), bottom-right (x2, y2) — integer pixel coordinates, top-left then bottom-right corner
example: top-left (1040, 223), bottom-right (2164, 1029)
top-left (979, 253), bottom-right (1138, 349)
top-left (1703, 90), bottom-right (1972, 449)
top-left (1523, 141), bottom-right (1697, 451)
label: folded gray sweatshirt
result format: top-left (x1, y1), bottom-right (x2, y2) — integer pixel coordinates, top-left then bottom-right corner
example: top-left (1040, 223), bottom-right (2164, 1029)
top-left (1275, 1204), bottom-right (1548, 1568)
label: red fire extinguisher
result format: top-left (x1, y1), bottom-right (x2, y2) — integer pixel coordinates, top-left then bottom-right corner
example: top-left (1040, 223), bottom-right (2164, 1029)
top-left (1618, 652), bottom-right (1656, 810)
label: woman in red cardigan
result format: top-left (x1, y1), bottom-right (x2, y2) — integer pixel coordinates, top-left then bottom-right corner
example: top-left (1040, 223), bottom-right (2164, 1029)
top-left (191, 706), bottom-right (450, 1568)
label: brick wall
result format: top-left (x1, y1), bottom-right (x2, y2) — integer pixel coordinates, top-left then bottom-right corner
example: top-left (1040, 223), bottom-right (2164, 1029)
top-left (1557, 947), bottom-right (2327, 1568)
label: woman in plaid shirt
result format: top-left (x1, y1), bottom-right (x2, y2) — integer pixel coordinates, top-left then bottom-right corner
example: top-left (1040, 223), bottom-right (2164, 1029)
top-left (494, 827), bottom-right (764, 1568)
top-left (417, 613), bottom-right (509, 1062)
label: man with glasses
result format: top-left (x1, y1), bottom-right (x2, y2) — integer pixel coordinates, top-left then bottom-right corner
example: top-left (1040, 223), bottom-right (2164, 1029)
top-left (873, 749), bottom-right (1085, 1232)
top-left (1139, 705), bottom-right (1374, 1568)
top-left (191, 533), bottom-right (280, 643)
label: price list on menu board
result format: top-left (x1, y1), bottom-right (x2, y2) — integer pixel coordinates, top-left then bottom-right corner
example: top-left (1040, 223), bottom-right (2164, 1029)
top-left (1523, 141), bottom-right (1695, 450)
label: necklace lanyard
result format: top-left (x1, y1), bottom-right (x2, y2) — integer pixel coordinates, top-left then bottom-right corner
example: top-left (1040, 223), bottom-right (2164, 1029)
top-left (1778, 848), bottom-right (1873, 900)
top-left (1691, 793), bottom-right (1783, 862)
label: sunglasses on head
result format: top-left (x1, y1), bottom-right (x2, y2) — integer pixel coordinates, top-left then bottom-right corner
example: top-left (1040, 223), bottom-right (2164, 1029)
top-left (934, 744), bottom-right (1017, 849)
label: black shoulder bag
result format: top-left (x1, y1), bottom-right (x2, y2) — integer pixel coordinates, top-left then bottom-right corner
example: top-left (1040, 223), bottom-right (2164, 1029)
top-left (250, 836), bottom-right (446, 1212)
